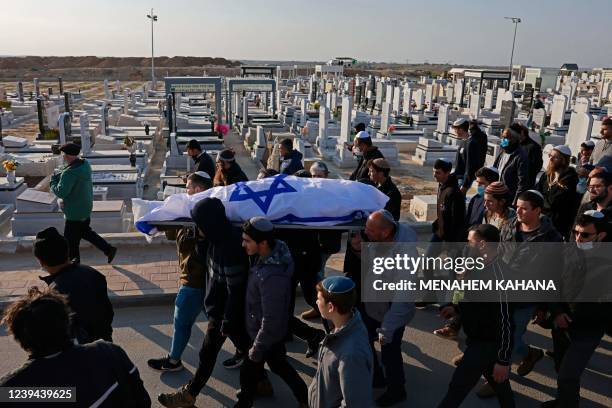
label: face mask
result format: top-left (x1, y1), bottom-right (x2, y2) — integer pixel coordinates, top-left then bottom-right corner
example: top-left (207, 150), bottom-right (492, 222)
top-left (576, 178), bottom-right (587, 194)
top-left (500, 138), bottom-right (510, 148)
top-left (353, 146), bottom-right (363, 158)
top-left (576, 241), bottom-right (594, 251)
top-left (477, 185), bottom-right (486, 197)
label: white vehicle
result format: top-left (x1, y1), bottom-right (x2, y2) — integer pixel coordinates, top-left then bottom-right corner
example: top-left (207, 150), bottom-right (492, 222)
top-left (326, 57), bottom-right (356, 67)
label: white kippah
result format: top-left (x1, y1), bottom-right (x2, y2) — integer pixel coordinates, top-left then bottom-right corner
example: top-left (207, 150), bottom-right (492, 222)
top-left (583, 210), bottom-right (604, 219)
top-left (194, 171), bottom-right (211, 179)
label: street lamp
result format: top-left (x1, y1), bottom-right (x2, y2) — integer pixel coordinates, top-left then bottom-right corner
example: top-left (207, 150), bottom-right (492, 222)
top-left (504, 17), bottom-right (522, 76)
top-left (146, 9), bottom-right (158, 90)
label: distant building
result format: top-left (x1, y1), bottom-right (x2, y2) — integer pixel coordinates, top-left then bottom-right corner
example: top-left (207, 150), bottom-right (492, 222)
top-left (524, 67), bottom-right (559, 92)
top-left (560, 63), bottom-right (579, 75)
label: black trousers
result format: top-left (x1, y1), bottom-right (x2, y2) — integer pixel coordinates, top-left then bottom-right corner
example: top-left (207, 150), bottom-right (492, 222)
top-left (438, 340), bottom-right (515, 408)
top-left (552, 328), bottom-right (603, 407)
top-left (187, 318), bottom-right (250, 396)
top-left (64, 218), bottom-right (112, 263)
top-left (238, 343), bottom-right (308, 406)
top-left (289, 258), bottom-right (325, 341)
top-left (363, 311), bottom-right (406, 391)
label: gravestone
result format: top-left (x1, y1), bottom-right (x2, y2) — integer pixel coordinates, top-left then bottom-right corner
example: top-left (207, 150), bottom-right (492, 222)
top-left (402, 85), bottom-right (413, 116)
top-left (566, 98), bottom-right (593, 155)
top-left (36, 97), bottom-right (47, 137)
top-left (34, 78), bottom-right (40, 97)
top-left (243, 98), bottom-right (249, 127)
top-left (392, 86), bottom-right (401, 115)
top-left (379, 102), bottom-right (392, 138)
top-left (494, 88), bottom-right (507, 112)
top-left (16, 189), bottom-right (58, 212)
top-left (532, 108), bottom-right (547, 129)
top-left (100, 102), bottom-right (108, 136)
top-left (469, 94), bottom-right (481, 118)
top-left (123, 89), bottom-right (130, 114)
top-left (484, 89), bottom-right (494, 110)
top-left (521, 85), bottom-right (534, 113)
top-left (300, 98), bottom-right (308, 126)
top-left (58, 77), bottom-right (63, 95)
top-left (17, 81), bottom-right (24, 102)
top-left (333, 96), bottom-right (354, 167)
top-left (499, 100), bottom-right (516, 130)
top-left (412, 137), bottom-right (457, 165)
top-left (115, 80), bottom-right (120, 92)
top-left (425, 84), bottom-right (434, 108)
top-left (63, 92), bottom-right (71, 116)
top-left (80, 113), bottom-right (91, 155)
top-left (0, 176), bottom-right (27, 205)
top-left (413, 89), bottom-right (425, 110)
top-left (454, 79), bottom-right (464, 105)
top-left (436, 104), bottom-right (450, 134)
top-left (550, 95), bottom-right (568, 127)
top-left (446, 83), bottom-right (454, 103)
top-left (375, 81), bottom-right (384, 108)
top-left (58, 112), bottom-right (70, 145)
top-left (386, 84), bottom-right (394, 105)
top-left (103, 79), bottom-right (110, 99)
top-left (409, 195), bottom-right (438, 222)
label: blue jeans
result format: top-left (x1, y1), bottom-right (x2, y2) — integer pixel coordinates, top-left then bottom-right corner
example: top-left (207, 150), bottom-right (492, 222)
top-left (169, 285), bottom-right (205, 361)
top-left (512, 305), bottom-right (535, 362)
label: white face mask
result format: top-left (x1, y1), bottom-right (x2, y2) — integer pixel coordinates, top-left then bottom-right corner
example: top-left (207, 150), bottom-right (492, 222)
top-left (352, 146), bottom-right (363, 157)
top-left (576, 241), bottom-right (594, 251)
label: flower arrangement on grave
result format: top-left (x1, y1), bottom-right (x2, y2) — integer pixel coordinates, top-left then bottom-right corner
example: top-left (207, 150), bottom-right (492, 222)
top-left (123, 135), bottom-right (136, 151)
top-left (313, 101), bottom-right (320, 110)
top-left (0, 100), bottom-right (12, 109)
top-left (388, 125), bottom-right (396, 134)
top-left (300, 126), bottom-right (309, 137)
top-left (214, 123), bottom-right (230, 137)
top-left (2, 159), bottom-right (19, 172)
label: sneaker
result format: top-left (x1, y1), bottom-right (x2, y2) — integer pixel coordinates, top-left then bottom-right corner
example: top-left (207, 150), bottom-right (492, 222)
top-left (300, 307), bottom-right (321, 320)
top-left (306, 330), bottom-right (325, 358)
top-left (451, 353), bottom-right (464, 366)
top-left (517, 346), bottom-right (544, 376)
top-left (107, 246), bottom-right (118, 264)
top-left (223, 350), bottom-right (245, 369)
top-left (433, 326), bottom-right (458, 340)
top-left (376, 388), bottom-right (407, 407)
top-left (147, 356), bottom-right (184, 372)
top-left (158, 384), bottom-right (196, 407)
top-left (476, 381), bottom-right (496, 399)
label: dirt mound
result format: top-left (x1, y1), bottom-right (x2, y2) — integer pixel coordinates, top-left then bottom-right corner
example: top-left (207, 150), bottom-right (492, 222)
top-left (0, 56), bottom-right (240, 70)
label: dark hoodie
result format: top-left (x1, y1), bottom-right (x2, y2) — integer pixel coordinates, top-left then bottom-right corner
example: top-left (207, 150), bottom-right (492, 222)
top-left (536, 167), bottom-right (579, 240)
top-left (214, 162), bottom-right (249, 187)
top-left (349, 146), bottom-right (384, 181)
top-left (193, 151), bottom-right (215, 180)
top-left (433, 173), bottom-right (466, 242)
top-left (246, 239), bottom-right (294, 362)
top-left (279, 149), bottom-right (304, 175)
top-left (190, 198), bottom-right (249, 333)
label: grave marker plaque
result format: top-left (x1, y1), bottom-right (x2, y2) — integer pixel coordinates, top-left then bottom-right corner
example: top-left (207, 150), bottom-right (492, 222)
top-left (521, 85), bottom-right (534, 113)
top-left (500, 100), bottom-right (516, 129)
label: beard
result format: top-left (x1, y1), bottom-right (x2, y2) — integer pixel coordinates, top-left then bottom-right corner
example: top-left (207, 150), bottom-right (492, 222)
top-left (593, 189), bottom-right (608, 203)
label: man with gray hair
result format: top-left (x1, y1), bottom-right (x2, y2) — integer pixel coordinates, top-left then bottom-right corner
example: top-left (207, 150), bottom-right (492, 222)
top-left (357, 209), bottom-right (417, 406)
top-left (309, 161), bottom-right (329, 178)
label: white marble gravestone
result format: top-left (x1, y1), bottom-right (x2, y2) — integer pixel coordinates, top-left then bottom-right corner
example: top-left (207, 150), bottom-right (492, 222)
top-left (566, 98), bottom-right (593, 156)
top-left (484, 89), bottom-right (494, 110)
top-left (392, 86), bottom-right (401, 115)
top-left (469, 94), bottom-right (481, 119)
top-left (402, 85), bottom-right (413, 116)
top-left (58, 112), bottom-right (70, 145)
top-left (79, 113), bottom-right (91, 155)
top-left (550, 95), bottom-right (568, 128)
top-left (333, 96), bottom-right (354, 167)
top-left (103, 79), bottom-right (110, 99)
top-left (379, 102), bottom-right (392, 138)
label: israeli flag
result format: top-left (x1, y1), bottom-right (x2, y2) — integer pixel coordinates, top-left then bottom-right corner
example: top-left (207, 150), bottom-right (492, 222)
top-left (133, 175), bottom-right (389, 235)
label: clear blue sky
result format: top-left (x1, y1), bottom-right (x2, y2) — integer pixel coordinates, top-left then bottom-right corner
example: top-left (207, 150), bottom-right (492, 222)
top-left (4, 0), bottom-right (611, 68)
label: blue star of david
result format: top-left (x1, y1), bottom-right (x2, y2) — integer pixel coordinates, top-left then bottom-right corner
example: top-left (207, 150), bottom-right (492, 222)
top-left (229, 174), bottom-right (297, 214)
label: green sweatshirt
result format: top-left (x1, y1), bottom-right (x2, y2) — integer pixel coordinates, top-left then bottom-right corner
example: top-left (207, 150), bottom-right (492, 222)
top-left (50, 159), bottom-right (94, 221)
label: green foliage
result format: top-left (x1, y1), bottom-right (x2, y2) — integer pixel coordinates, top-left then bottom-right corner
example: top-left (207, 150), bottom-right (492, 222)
top-left (43, 129), bottom-right (60, 140)
top-left (0, 100), bottom-right (11, 109)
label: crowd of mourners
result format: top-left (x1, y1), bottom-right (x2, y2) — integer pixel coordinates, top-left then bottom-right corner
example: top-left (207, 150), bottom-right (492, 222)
top-left (1, 117), bottom-right (611, 408)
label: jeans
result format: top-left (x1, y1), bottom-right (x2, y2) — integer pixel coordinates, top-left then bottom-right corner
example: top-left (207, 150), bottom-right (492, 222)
top-left (169, 285), bottom-right (205, 361)
top-left (238, 343), bottom-right (308, 406)
top-left (511, 305), bottom-right (535, 361)
top-left (64, 218), bottom-right (112, 263)
top-left (363, 311), bottom-right (406, 391)
top-left (438, 340), bottom-right (515, 408)
top-left (187, 318), bottom-right (250, 397)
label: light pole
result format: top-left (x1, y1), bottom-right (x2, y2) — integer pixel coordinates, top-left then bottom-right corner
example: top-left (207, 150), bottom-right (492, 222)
top-left (146, 9), bottom-right (158, 90)
top-left (504, 17), bottom-right (521, 77)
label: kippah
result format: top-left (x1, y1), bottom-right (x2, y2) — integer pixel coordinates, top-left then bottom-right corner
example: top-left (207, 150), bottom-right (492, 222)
top-left (485, 181), bottom-right (509, 195)
top-left (356, 131), bottom-right (371, 140)
top-left (526, 189), bottom-right (545, 200)
top-left (249, 216), bottom-right (274, 232)
top-left (322, 276), bottom-right (355, 294)
top-left (217, 149), bottom-right (236, 162)
top-left (193, 171), bottom-right (211, 179)
top-left (583, 210), bottom-right (605, 219)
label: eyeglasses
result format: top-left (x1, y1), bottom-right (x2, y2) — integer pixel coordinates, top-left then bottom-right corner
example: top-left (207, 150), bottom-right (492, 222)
top-left (573, 230), bottom-right (596, 239)
top-left (587, 184), bottom-right (605, 190)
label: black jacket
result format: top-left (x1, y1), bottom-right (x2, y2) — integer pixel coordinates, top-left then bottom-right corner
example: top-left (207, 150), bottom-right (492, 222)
top-left (433, 174), bottom-right (466, 242)
top-left (456, 258), bottom-right (514, 365)
top-left (191, 198), bottom-right (249, 334)
top-left (454, 128), bottom-right (487, 190)
top-left (0, 341), bottom-right (151, 408)
top-left (536, 167), bottom-right (579, 240)
top-left (246, 240), bottom-right (294, 362)
top-left (41, 263), bottom-right (113, 344)
top-left (578, 200), bottom-right (612, 242)
top-left (279, 149), bottom-right (304, 175)
top-left (520, 138), bottom-right (543, 188)
top-left (378, 176), bottom-right (402, 221)
top-left (349, 146), bottom-right (384, 181)
top-left (215, 163), bottom-right (249, 187)
top-left (193, 151), bottom-right (215, 179)
top-left (494, 144), bottom-right (530, 203)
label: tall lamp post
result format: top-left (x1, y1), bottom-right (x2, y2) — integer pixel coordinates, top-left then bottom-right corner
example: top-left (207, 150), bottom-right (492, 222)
top-left (146, 9), bottom-right (158, 90)
top-left (504, 17), bottom-right (521, 79)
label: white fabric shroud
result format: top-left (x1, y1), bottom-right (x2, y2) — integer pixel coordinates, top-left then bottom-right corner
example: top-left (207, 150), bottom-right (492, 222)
top-left (133, 175), bottom-right (389, 235)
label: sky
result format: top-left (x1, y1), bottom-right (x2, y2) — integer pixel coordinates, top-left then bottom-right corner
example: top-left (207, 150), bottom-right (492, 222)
top-left (3, 0), bottom-right (611, 68)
